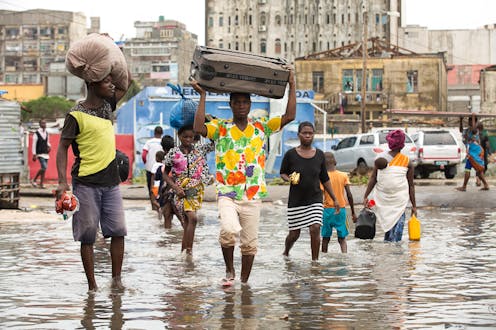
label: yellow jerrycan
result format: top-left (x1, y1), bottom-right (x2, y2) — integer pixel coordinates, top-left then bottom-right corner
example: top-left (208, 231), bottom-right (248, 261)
top-left (408, 214), bottom-right (421, 241)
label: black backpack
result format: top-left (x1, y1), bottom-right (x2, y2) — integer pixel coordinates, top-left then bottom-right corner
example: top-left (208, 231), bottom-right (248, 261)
top-left (115, 149), bottom-right (129, 183)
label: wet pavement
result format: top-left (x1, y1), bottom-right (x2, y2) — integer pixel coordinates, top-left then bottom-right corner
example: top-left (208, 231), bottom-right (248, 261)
top-left (1, 184), bottom-right (496, 328)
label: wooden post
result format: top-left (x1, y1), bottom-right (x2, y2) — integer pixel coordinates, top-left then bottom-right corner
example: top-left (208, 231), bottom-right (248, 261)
top-left (361, 4), bottom-right (368, 133)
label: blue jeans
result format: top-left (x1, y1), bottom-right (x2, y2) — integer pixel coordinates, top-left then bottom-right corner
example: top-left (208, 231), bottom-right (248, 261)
top-left (384, 212), bottom-right (405, 242)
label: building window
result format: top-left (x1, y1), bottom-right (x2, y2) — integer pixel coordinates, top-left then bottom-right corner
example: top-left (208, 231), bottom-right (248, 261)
top-left (312, 71), bottom-right (324, 93)
top-left (219, 16), bottom-right (224, 27)
top-left (235, 15), bottom-right (239, 25)
top-left (260, 39), bottom-right (266, 53)
top-left (376, 14), bottom-right (380, 25)
top-left (235, 41), bottom-right (239, 50)
top-left (249, 15), bottom-right (252, 25)
top-left (355, 69), bottom-right (369, 91)
top-left (312, 42), bottom-right (316, 52)
top-left (208, 17), bottom-right (214, 27)
top-left (57, 27), bottom-right (66, 34)
top-left (342, 69), bottom-right (354, 91)
top-left (290, 41), bottom-right (294, 51)
top-left (219, 42), bottom-right (223, 48)
top-left (341, 14), bottom-right (344, 24)
top-left (275, 38), bottom-right (281, 54)
top-left (326, 14), bottom-right (330, 24)
top-left (260, 12), bottom-right (266, 25)
top-left (407, 70), bottom-right (418, 93)
top-left (290, 15), bottom-right (293, 24)
top-left (372, 69), bottom-right (383, 91)
top-left (5, 74), bottom-right (20, 83)
top-left (228, 16), bottom-right (231, 25)
top-left (249, 42), bottom-right (252, 52)
top-left (305, 15), bottom-right (308, 24)
top-left (275, 15), bottom-right (281, 25)
top-left (160, 29), bottom-right (173, 38)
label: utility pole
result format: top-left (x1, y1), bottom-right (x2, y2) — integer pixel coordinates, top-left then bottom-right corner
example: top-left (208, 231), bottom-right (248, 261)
top-left (361, 1), bottom-right (368, 133)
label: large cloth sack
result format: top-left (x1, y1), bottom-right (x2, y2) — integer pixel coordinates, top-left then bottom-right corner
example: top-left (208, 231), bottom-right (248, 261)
top-left (168, 83), bottom-right (198, 130)
top-left (66, 33), bottom-right (129, 91)
top-left (191, 46), bottom-right (290, 99)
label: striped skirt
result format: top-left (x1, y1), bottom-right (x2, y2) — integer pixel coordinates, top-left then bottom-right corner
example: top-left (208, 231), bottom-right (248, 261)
top-left (287, 203), bottom-right (324, 230)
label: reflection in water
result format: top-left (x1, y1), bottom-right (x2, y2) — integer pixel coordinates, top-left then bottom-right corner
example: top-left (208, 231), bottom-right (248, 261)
top-left (0, 207), bottom-right (495, 328)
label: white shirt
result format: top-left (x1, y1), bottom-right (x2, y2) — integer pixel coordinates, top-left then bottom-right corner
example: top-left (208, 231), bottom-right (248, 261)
top-left (32, 128), bottom-right (51, 159)
top-left (142, 137), bottom-right (163, 172)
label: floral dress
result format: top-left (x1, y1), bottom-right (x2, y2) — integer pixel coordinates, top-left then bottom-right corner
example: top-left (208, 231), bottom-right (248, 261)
top-left (163, 142), bottom-right (214, 214)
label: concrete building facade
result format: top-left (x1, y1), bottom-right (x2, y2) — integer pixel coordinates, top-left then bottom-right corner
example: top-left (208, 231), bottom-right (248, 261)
top-left (399, 24), bottom-right (496, 65)
top-left (480, 65), bottom-right (496, 113)
top-left (0, 9), bottom-right (88, 94)
top-left (399, 24), bottom-right (496, 115)
top-left (295, 41), bottom-right (447, 120)
top-left (123, 17), bottom-right (198, 86)
top-left (205, 0), bottom-right (401, 62)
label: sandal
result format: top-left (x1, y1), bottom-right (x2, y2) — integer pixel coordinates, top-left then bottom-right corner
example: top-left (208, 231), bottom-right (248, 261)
top-left (221, 277), bottom-right (235, 287)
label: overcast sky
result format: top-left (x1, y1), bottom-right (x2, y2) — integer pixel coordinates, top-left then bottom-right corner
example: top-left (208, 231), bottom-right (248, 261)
top-left (1, 0), bottom-right (495, 44)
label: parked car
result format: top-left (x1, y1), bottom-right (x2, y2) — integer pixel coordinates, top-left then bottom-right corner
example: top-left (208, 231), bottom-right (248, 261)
top-left (330, 129), bottom-right (418, 172)
top-left (410, 130), bottom-right (461, 179)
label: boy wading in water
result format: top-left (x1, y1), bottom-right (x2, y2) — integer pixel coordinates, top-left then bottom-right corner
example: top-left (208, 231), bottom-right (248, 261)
top-left (191, 69), bottom-right (296, 286)
top-left (321, 152), bottom-right (356, 253)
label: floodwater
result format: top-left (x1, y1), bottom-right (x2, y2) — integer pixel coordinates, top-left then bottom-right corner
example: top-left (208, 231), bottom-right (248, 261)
top-left (0, 203), bottom-right (495, 329)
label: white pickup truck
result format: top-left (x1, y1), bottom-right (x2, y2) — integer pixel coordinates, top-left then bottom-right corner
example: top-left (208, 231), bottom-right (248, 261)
top-left (411, 130), bottom-right (462, 179)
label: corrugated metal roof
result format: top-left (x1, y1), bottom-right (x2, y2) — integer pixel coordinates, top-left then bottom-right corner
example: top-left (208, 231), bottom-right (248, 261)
top-left (0, 100), bottom-right (23, 174)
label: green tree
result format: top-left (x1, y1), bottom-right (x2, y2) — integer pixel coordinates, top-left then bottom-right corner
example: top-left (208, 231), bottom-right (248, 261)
top-left (21, 96), bottom-right (75, 121)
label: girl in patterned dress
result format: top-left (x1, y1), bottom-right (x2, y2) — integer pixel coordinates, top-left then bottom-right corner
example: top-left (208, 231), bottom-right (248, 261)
top-left (163, 125), bottom-right (214, 255)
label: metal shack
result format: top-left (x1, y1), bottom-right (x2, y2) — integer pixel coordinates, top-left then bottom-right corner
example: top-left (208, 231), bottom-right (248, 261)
top-left (0, 96), bottom-right (22, 208)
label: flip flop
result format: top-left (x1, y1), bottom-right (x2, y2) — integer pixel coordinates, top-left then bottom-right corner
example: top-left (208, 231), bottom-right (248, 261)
top-left (221, 278), bottom-right (235, 287)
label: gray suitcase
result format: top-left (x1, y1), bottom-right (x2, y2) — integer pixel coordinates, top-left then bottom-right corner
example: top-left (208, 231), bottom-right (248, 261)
top-left (191, 46), bottom-right (290, 99)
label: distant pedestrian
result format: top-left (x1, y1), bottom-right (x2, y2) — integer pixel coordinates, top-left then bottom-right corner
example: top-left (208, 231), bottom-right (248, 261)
top-left (457, 114), bottom-right (489, 191)
top-left (280, 121), bottom-right (340, 261)
top-left (476, 121), bottom-right (490, 187)
top-left (31, 119), bottom-right (51, 189)
top-left (158, 135), bottom-right (177, 229)
top-left (363, 129), bottom-right (417, 242)
top-left (150, 150), bottom-right (166, 214)
top-left (142, 126), bottom-right (164, 209)
top-left (321, 152), bottom-right (356, 253)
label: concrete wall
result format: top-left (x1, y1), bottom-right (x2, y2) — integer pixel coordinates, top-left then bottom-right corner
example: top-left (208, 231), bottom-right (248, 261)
top-left (400, 25), bottom-right (496, 65)
top-left (0, 84), bottom-right (44, 102)
top-left (480, 69), bottom-right (496, 113)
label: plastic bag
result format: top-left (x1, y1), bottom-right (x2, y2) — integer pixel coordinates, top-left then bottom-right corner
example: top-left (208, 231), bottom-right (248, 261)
top-left (55, 191), bottom-right (80, 221)
top-left (408, 214), bottom-right (421, 241)
top-left (168, 83), bottom-right (198, 129)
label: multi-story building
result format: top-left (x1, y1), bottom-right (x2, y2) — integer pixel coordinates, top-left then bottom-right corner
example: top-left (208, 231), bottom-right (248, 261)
top-left (205, 0), bottom-right (401, 62)
top-left (123, 17), bottom-right (198, 86)
top-left (0, 9), bottom-right (87, 88)
top-left (295, 38), bottom-right (447, 120)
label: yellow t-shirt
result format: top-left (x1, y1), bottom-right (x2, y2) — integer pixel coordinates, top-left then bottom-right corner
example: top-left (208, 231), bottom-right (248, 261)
top-left (322, 170), bottom-right (350, 208)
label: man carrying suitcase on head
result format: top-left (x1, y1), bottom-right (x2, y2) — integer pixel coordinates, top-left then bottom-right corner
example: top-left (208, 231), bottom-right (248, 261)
top-left (191, 69), bottom-right (296, 286)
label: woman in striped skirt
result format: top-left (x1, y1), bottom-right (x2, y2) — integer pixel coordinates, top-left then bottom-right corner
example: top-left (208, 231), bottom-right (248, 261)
top-left (280, 122), bottom-right (340, 261)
